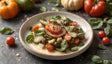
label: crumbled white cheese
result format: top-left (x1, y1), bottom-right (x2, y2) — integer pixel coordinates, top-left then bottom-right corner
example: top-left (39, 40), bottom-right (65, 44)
top-left (16, 53), bottom-right (20, 57)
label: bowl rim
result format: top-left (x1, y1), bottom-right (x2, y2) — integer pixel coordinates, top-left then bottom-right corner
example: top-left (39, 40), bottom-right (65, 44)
top-left (19, 11), bottom-right (94, 57)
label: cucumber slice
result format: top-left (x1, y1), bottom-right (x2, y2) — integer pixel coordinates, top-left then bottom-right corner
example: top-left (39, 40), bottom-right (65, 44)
top-left (33, 36), bottom-right (44, 44)
top-left (48, 39), bottom-right (56, 44)
top-left (69, 32), bottom-right (77, 38)
top-left (40, 20), bottom-right (47, 25)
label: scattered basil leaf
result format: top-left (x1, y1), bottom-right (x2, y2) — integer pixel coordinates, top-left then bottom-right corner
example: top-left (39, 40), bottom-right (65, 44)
top-left (70, 46), bottom-right (78, 51)
top-left (98, 44), bottom-right (106, 50)
top-left (88, 18), bottom-right (102, 25)
top-left (93, 21), bottom-right (103, 29)
top-left (56, 39), bottom-right (68, 52)
top-left (55, 0), bottom-right (61, 6)
top-left (103, 60), bottom-right (112, 64)
top-left (104, 24), bottom-right (111, 35)
top-left (34, 30), bottom-right (45, 36)
top-left (55, 16), bottom-right (61, 19)
top-left (40, 6), bottom-right (47, 12)
top-left (52, 8), bottom-right (59, 11)
top-left (0, 27), bottom-right (14, 35)
top-left (107, 19), bottom-right (112, 25)
top-left (92, 55), bottom-right (102, 64)
top-left (26, 33), bottom-right (33, 43)
top-left (49, 0), bottom-right (55, 2)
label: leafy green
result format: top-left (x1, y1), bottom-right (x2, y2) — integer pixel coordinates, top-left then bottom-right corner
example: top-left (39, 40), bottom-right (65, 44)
top-left (70, 46), bottom-right (78, 51)
top-left (26, 33), bottom-right (33, 43)
top-left (56, 39), bottom-right (68, 52)
top-left (92, 55), bottom-right (102, 64)
top-left (44, 34), bottom-right (52, 40)
top-left (104, 24), bottom-right (111, 35)
top-left (0, 27), bottom-right (14, 35)
top-left (29, 26), bottom-right (32, 31)
top-left (93, 21), bottom-right (103, 29)
top-left (49, 0), bottom-right (55, 2)
top-left (55, 0), bottom-right (61, 6)
top-left (52, 8), bottom-right (59, 11)
top-left (107, 19), bottom-right (112, 25)
top-left (103, 60), bottom-right (112, 64)
top-left (98, 44), bottom-right (106, 50)
top-left (77, 33), bottom-right (85, 37)
top-left (64, 18), bottom-right (72, 22)
top-left (78, 41), bottom-right (84, 46)
top-left (34, 30), bottom-right (45, 36)
top-left (70, 26), bottom-right (79, 32)
top-left (88, 18), bottom-right (102, 25)
top-left (40, 6), bottom-right (47, 12)
top-left (55, 15), bottom-right (61, 19)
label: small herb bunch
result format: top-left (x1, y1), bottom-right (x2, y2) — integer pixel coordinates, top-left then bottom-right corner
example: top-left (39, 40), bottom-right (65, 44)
top-left (88, 17), bottom-right (112, 36)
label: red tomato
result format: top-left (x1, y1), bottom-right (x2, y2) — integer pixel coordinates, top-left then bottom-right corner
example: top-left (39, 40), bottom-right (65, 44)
top-left (70, 22), bottom-right (78, 26)
top-left (98, 31), bottom-right (106, 38)
top-left (79, 36), bottom-right (85, 40)
top-left (32, 25), bottom-right (39, 32)
top-left (45, 23), bottom-right (62, 34)
top-left (47, 20), bottom-right (52, 24)
top-left (84, 0), bottom-right (106, 17)
top-left (102, 37), bottom-right (110, 45)
top-left (74, 29), bottom-right (79, 33)
top-left (46, 43), bottom-right (54, 51)
top-left (74, 38), bottom-right (80, 45)
top-left (6, 37), bottom-right (15, 46)
top-left (35, 0), bottom-right (39, 3)
top-left (64, 34), bottom-right (72, 42)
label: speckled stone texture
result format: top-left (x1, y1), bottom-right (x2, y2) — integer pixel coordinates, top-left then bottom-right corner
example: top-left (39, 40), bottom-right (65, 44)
top-left (0, 0), bottom-right (112, 64)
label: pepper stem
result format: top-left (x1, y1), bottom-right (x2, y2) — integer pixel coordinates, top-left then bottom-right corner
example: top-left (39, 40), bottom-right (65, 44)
top-left (93, 0), bottom-right (99, 5)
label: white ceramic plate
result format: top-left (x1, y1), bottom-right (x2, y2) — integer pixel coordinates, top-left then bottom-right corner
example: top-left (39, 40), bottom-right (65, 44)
top-left (19, 11), bottom-right (94, 60)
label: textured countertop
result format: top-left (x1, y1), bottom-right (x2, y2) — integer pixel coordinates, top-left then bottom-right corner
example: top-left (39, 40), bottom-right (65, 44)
top-left (0, 0), bottom-right (112, 64)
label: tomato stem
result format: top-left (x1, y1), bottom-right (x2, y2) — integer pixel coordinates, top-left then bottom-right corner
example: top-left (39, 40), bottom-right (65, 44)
top-left (4, 1), bottom-right (8, 6)
top-left (93, 0), bottom-right (99, 5)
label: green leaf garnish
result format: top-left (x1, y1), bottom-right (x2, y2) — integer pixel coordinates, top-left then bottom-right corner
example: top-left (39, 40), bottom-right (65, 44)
top-left (26, 33), bottom-right (33, 43)
top-left (98, 44), bottom-right (106, 50)
top-left (40, 6), bottom-right (47, 12)
top-left (92, 55), bottom-right (102, 64)
top-left (0, 27), bottom-right (14, 35)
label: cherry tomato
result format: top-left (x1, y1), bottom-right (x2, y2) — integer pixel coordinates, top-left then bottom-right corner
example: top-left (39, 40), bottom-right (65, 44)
top-left (74, 29), bottom-right (79, 33)
top-left (84, 0), bottom-right (106, 17)
top-left (6, 37), bottom-right (15, 46)
top-left (46, 43), bottom-right (54, 51)
top-left (74, 38), bottom-right (80, 45)
top-left (102, 37), bottom-right (110, 45)
top-left (70, 22), bottom-right (78, 26)
top-left (64, 34), bottom-right (72, 42)
top-left (98, 31), bottom-right (106, 38)
top-left (45, 23), bottom-right (62, 34)
top-left (78, 36), bottom-right (85, 40)
top-left (32, 25), bottom-right (39, 32)
top-left (35, 0), bottom-right (39, 3)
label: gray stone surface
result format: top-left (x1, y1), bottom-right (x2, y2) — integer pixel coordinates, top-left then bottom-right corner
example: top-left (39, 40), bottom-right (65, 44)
top-left (0, 0), bottom-right (112, 64)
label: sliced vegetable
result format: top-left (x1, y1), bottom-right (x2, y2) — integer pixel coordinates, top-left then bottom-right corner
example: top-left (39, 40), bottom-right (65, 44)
top-left (70, 46), bottom-right (78, 51)
top-left (0, 27), bottom-right (14, 35)
top-left (33, 36), bottom-right (44, 43)
top-left (69, 32), bottom-right (77, 38)
top-left (40, 20), bottom-right (47, 25)
top-left (34, 30), bottom-right (45, 36)
top-left (64, 34), bottom-right (72, 42)
top-left (26, 33), bottom-right (33, 43)
top-left (48, 39), bottom-right (56, 44)
top-left (32, 25), bottom-right (39, 32)
top-left (46, 43), bottom-right (54, 51)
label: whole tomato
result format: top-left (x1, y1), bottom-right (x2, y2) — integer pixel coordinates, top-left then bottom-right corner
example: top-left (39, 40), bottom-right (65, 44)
top-left (84, 0), bottom-right (106, 17)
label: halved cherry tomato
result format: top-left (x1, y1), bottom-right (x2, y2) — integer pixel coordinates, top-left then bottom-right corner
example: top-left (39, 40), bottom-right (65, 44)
top-left (79, 36), bottom-right (85, 40)
top-left (6, 36), bottom-right (15, 46)
top-left (70, 22), bottom-right (78, 26)
top-left (47, 20), bottom-right (52, 24)
top-left (46, 43), bottom-right (54, 51)
top-left (84, 0), bottom-right (106, 17)
top-left (45, 23), bottom-right (62, 34)
top-left (64, 34), bottom-right (72, 42)
top-left (98, 31), bottom-right (106, 38)
top-left (102, 37), bottom-right (110, 45)
top-left (35, 0), bottom-right (39, 3)
top-left (32, 25), bottom-right (39, 32)
top-left (74, 38), bottom-right (80, 45)
top-left (74, 29), bottom-right (79, 33)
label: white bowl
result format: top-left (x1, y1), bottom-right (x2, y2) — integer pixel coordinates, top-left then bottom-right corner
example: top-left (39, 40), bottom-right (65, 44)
top-left (19, 11), bottom-right (94, 60)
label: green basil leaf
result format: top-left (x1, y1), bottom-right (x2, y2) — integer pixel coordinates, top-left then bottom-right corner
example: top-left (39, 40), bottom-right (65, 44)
top-left (92, 55), bottom-right (102, 64)
top-left (56, 39), bottom-right (67, 52)
top-left (69, 38), bottom-right (75, 44)
top-left (93, 21), bottom-right (103, 29)
top-left (107, 19), bottom-right (112, 25)
top-left (26, 33), bottom-right (33, 43)
top-left (44, 34), bottom-right (52, 40)
top-left (70, 26), bottom-right (79, 32)
top-left (78, 41), bottom-right (84, 46)
top-left (49, 0), bottom-right (55, 2)
top-left (77, 33), bottom-right (85, 37)
top-left (103, 60), bottom-right (112, 64)
top-left (79, 28), bottom-right (84, 33)
top-left (98, 44), bottom-right (106, 50)
top-left (108, 29), bottom-right (112, 36)
top-left (55, 16), bottom-right (61, 19)
top-left (34, 30), bottom-right (45, 36)
top-left (88, 18), bottom-right (102, 25)
top-left (64, 18), bottom-right (72, 22)
top-left (55, 0), bottom-right (61, 6)
top-left (104, 24), bottom-right (111, 35)
top-left (0, 27), bottom-right (14, 35)
top-left (40, 6), bottom-right (47, 12)
top-left (70, 46), bottom-right (78, 51)
top-left (52, 8), bottom-right (59, 11)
